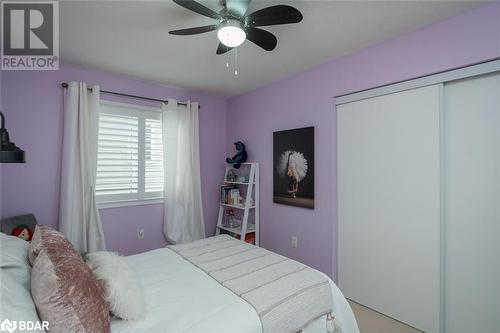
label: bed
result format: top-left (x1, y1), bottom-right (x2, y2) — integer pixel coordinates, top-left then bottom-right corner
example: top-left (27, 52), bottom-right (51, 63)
top-left (0, 232), bottom-right (359, 333)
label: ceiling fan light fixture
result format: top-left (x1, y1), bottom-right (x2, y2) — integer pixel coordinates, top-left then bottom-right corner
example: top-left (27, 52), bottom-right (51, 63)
top-left (217, 19), bottom-right (246, 48)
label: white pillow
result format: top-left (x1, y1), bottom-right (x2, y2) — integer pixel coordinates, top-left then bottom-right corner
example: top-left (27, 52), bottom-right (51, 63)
top-left (0, 234), bottom-right (44, 332)
top-left (85, 251), bottom-right (144, 320)
top-left (0, 273), bottom-right (45, 332)
top-left (0, 232), bottom-right (31, 290)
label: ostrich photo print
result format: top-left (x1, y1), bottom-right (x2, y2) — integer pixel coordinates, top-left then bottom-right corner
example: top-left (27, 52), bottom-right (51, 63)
top-left (273, 127), bottom-right (314, 209)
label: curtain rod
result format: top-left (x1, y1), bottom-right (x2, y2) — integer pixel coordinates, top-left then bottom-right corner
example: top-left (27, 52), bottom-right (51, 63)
top-left (60, 82), bottom-right (199, 108)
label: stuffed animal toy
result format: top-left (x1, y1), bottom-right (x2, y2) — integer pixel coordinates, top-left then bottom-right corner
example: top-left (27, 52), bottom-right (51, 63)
top-left (226, 141), bottom-right (247, 169)
top-left (1, 214), bottom-right (37, 242)
top-left (11, 224), bottom-right (34, 241)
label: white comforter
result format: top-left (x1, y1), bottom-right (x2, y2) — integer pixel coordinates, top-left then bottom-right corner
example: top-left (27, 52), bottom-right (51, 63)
top-left (111, 247), bottom-right (359, 333)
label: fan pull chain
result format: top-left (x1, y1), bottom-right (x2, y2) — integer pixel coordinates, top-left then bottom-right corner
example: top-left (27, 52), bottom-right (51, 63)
top-left (234, 47), bottom-right (238, 76)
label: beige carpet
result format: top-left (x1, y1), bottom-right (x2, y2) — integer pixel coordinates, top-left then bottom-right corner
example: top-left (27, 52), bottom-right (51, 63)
top-left (348, 300), bottom-right (423, 333)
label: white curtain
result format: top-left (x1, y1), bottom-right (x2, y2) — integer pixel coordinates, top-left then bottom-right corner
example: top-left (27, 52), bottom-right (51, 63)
top-left (162, 99), bottom-right (205, 244)
top-left (59, 81), bottom-right (106, 253)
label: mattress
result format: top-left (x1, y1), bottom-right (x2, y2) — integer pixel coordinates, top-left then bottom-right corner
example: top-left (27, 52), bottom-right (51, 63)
top-left (110, 247), bottom-right (359, 333)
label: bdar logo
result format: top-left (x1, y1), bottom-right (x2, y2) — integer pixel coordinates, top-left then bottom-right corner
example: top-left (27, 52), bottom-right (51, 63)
top-left (0, 319), bottom-right (17, 333)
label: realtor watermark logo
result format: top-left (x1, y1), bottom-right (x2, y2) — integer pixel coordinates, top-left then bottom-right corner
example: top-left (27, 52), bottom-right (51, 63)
top-left (1, 1), bottom-right (59, 70)
top-left (0, 318), bottom-right (49, 332)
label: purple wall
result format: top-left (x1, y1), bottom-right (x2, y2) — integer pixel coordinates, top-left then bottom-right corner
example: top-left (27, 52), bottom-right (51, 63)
top-left (226, 3), bottom-right (500, 279)
top-left (0, 64), bottom-right (227, 255)
top-left (1, 3), bottom-right (499, 273)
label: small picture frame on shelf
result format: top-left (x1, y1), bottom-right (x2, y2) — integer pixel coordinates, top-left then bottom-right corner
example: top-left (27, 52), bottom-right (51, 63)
top-left (226, 169), bottom-right (237, 182)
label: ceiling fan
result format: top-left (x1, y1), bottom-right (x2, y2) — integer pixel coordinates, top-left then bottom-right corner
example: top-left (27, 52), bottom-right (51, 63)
top-left (169, 0), bottom-right (303, 54)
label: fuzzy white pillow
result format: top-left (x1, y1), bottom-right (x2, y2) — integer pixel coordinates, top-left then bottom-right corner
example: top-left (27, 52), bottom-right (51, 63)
top-left (85, 251), bottom-right (144, 320)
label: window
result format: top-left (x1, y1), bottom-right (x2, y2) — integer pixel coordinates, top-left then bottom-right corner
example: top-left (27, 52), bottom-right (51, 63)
top-left (96, 101), bottom-right (164, 206)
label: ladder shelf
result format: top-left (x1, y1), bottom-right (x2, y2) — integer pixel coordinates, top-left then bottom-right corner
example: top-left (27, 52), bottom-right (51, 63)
top-left (216, 163), bottom-right (259, 246)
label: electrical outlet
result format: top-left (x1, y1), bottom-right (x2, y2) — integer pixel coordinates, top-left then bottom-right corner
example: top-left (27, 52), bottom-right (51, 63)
top-left (291, 236), bottom-right (298, 248)
top-left (137, 229), bottom-right (144, 239)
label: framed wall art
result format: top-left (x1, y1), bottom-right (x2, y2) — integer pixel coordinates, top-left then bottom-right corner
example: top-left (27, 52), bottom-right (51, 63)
top-left (273, 126), bottom-right (314, 209)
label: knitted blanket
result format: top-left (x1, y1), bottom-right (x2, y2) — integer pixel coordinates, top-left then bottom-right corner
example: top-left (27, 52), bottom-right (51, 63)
top-left (168, 235), bottom-right (333, 333)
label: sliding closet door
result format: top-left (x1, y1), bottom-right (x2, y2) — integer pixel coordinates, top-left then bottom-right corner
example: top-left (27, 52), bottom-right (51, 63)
top-left (337, 85), bottom-right (441, 333)
top-left (443, 73), bottom-right (500, 333)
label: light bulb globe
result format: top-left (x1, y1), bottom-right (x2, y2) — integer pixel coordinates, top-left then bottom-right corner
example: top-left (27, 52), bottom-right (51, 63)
top-left (217, 19), bottom-right (246, 48)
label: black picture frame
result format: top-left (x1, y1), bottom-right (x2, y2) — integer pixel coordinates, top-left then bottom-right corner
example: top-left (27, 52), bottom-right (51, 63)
top-left (273, 127), bottom-right (314, 209)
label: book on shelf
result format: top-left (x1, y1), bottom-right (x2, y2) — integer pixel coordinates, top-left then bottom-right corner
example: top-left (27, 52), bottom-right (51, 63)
top-left (220, 185), bottom-right (240, 205)
top-left (244, 233), bottom-right (256, 244)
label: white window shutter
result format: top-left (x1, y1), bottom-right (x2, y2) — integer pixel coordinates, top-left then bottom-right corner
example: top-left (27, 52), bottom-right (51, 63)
top-left (96, 113), bottom-right (139, 196)
top-left (95, 102), bottom-right (164, 205)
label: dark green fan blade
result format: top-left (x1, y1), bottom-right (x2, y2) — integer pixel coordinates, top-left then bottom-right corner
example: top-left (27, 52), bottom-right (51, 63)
top-left (172, 0), bottom-right (221, 20)
top-left (246, 5), bottom-right (302, 27)
top-left (245, 27), bottom-right (277, 51)
top-left (216, 42), bottom-right (233, 55)
top-left (169, 25), bottom-right (218, 35)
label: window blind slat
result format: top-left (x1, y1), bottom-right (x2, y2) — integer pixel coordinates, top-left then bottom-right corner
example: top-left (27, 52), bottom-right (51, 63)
top-left (97, 179), bottom-right (137, 184)
top-left (98, 153), bottom-right (139, 159)
top-left (97, 167), bottom-right (138, 173)
top-left (99, 134), bottom-right (138, 140)
top-left (98, 150), bottom-right (139, 155)
top-left (97, 161), bottom-right (138, 166)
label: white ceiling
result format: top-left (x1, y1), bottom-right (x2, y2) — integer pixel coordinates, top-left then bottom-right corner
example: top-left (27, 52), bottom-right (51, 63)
top-left (60, 0), bottom-right (486, 97)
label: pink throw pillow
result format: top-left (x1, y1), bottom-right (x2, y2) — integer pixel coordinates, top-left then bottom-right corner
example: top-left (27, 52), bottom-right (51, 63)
top-left (28, 225), bottom-right (66, 266)
top-left (30, 226), bottom-right (110, 333)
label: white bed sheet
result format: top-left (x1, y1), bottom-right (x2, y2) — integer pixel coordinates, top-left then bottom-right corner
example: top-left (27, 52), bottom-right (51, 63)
top-left (111, 247), bottom-right (359, 333)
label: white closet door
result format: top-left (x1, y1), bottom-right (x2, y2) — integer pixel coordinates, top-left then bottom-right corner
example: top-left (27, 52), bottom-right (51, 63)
top-left (443, 73), bottom-right (500, 333)
top-left (337, 85), bottom-right (441, 333)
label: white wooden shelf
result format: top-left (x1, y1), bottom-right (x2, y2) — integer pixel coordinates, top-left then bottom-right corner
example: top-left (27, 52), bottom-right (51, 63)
top-left (220, 203), bottom-right (255, 209)
top-left (216, 163), bottom-right (259, 245)
top-left (217, 223), bottom-right (255, 236)
top-left (223, 181), bottom-right (255, 185)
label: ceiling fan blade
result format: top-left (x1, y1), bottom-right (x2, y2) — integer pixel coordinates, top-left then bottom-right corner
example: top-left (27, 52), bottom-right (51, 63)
top-left (216, 42), bottom-right (233, 55)
top-left (245, 5), bottom-right (303, 27)
top-left (169, 25), bottom-right (218, 35)
top-left (245, 27), bottom-right (277, 51)
top-left (225, 0), bottom-right (251, 17)
top-left (172, 0), bottom-right (221, 20)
